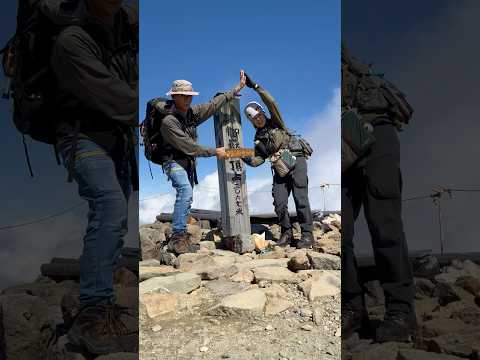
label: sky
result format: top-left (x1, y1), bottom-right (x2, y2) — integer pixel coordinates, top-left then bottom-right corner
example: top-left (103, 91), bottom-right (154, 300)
top-left (343, 0), bottom-right (480, 254)
top-left (139, 0), bottom-right (341, 224)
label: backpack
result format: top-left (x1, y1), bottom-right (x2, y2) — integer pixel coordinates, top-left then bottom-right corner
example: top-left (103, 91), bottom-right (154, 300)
top-left (342, 43), bottom-right (413, 128)
top-left (1, 0), bottom-right (137, 178)
top-left (140, 97), bottom-right (171, 174)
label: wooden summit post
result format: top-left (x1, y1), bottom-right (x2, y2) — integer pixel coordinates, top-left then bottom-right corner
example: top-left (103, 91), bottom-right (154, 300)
top-left (214, 95), bottom-right (253, 253)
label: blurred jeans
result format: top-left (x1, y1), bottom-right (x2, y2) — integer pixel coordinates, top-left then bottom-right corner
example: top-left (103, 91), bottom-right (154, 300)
top-left (163, 161), bottom-right (193, 234)
top-left (58, 137), bottom-right (131, 306)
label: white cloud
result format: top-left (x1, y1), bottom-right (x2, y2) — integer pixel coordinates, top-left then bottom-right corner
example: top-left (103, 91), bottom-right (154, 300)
top-left (138, 88), bottom-right (341, 224)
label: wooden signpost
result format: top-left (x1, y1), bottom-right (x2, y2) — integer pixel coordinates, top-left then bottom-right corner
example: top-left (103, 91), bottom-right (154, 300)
top-left (214, 96), bottom-right (254, 253)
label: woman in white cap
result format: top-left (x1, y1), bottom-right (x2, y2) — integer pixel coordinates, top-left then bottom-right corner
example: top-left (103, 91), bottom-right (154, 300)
top-left (242, 73), bottom-right (314, 249)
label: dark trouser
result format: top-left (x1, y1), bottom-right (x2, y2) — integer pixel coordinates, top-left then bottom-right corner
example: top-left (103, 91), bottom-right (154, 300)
top-left (272, 156), bottom-right (313, 234)
top-left (342, 122), bottom-right (414, 314)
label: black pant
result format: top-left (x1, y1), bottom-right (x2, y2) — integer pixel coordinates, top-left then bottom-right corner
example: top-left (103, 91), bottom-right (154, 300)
top-left (342, 122), bottom-right (414, 314)
top-left (272, 156), bottom-right (313, 234)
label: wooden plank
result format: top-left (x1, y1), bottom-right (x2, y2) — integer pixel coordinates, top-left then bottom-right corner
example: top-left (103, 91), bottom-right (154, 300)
top-left (213, 96), bottom-right (251, 240)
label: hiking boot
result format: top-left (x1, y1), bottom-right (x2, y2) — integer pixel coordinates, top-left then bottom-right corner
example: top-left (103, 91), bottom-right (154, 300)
top-left (67, 301), bottom-right (137, 354)
top-left (296, 231), bottom-right (314, 249)
top-left (168, 232), bottom-right (200, 255)
top-left (375, 310), bottom-right (417, 343)
top-left (342, 307), bottom-right (371, 339)
top-left (276, 228), bottom-right (293, 247)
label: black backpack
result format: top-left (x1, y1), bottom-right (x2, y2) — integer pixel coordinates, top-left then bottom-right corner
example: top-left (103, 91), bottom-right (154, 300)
top-left (140, 97), bottom-right (171, 176)
top-left (1, 0), bottom-right (137, 178)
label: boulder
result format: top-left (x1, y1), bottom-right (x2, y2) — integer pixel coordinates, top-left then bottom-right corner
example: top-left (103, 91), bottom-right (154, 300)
top-left (139, 273), bottom-right (201, 295)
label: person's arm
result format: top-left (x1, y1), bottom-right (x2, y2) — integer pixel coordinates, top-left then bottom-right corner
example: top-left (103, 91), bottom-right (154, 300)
top-left (160, 116), bottom-right (216, 157)
top-left (51, 26), bottom-right (138, 126)
top-left (191, 89), bottom-right (236, 126)
top-left (191, 69), bottom-right (247, 126)
top-left (242, 155), bottom-right (265, 167)
top-left (245, 73), bottom-right (288, 131)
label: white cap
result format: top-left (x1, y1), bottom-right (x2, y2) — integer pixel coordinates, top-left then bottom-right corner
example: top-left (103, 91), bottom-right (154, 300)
top-left (244, 101), bottom-right (265, 121)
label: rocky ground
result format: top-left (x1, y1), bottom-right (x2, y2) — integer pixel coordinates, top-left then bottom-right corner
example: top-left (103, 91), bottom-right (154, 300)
top-left (343, 255), bottom-right (480, 360)
top-left (0, 249), bottom-right (139, 360)
top-left (139, 213), bottom-right (342, 360)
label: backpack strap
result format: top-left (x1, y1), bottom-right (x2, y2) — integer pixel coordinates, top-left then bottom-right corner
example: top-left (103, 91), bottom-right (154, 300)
top-left (66, 119), bottom-right (80, 182)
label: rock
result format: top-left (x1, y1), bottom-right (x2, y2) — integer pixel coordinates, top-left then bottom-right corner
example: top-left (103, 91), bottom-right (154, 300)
top-left (257, 249), bottom-right (286, 260)
top-left (46, 334), bottom-right (86, 359)
top-left (139, 265), bottom-right (180, 281)
top-left (187, 224), bottom-right (202, 243)
top-left (350, 342), bottom-right (411, 360)
top-left (428, 329), bottom-right (480, 358)
top-left (301, 324), bottom-right (313, 331)
top-left (114, 267), bottom-right (138, 287)
top-left (200, 346), bottom-right (209, 352)
top-left (199, 241), bottom-right (216, 251)
top-left (152, 325), bottom-right (162, 332)
top-left (175, 252), bottom-right (237, 280)
top-left (140, 293), bottom-right (179, 319)
top-left (449, 303), bottom-right (480, 326)
top-left (364, 281), bottom-right (384, 306)
top-left (245, 258), bottom-right (290, 269)
top-left (223, 234), bottom-right (255, 254)
top-left (204, 229), bottom-right (222, 243)
top-left (455, 276), bottom-right (480, 296)
top-left (322, 213), bottom-right (341, 229)
top-left (204, 280), bottom-right (250, 298)
top-left (398, 349), bottom-right (464, 360)
top-left (211, 289), bottom-right (266, 317)
top-left (140, 227), bottom-right (165, 260)
top-left (415, 277), bottom-right (436, 298)
top-left (199, 220), bottom-right (211, 230)
top-left (412, 255), bottom-right (441, 279)
top-left (313, 237), bottom-right (341, 256)
top-left (140, 259), bottom-right (161, 267)
top-left (140, 292), bottom-right (200, 320)
top-left (298, 271), bottom-right (340, 302)
top-left (434, 282), bottom-right (461, 306)
top-left (141, 221), bottom-right (167, 230)
top-left (96, 353), bottom-right (140, 360)
top-left (230, 270), bottom-right (254, 283)
top-left (116, 287), bottom-right (140, 310)
top-left (422, 318), bottom-right (471, 338)
top-left (139, 273), bottom-right (201, 294)
top-left (264, 284), bottom-right (293, 315)
top-left (306, 252), bottom-right (341, 270)
top-left (253, 267), bottom-right (299, 284)
top-left (159, 247), bottom-right (177, 266)
top-left (415, 297), bottom-right (439, 322)
top-left (0, 294), bottom-right (56, 360)
top-left (265, 324), bottom-right (274, 331)
top-left (287, 254), bottom-right (311, 272)
top-left (269, 224), bottom-right (282, 240)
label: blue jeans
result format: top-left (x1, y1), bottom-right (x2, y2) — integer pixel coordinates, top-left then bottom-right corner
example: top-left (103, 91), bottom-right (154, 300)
top-left (163, 161), bottom-right (193, 234)
top-left (58, 137), bottom-right (131, 306)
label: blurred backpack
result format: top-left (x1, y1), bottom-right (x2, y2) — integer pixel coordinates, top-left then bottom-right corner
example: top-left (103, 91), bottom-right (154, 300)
top-left (341, 43), bottom-right (413, 128)
top-left (1, 0), bottom-right (137, 178)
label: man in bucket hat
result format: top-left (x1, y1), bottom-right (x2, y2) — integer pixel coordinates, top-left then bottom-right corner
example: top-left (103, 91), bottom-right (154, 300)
top-left (156, 70), bottom-right (246, 254)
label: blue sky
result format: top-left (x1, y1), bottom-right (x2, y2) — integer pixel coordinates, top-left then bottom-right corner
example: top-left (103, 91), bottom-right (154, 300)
top-left (140, 0), bottom-right (341, 202)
